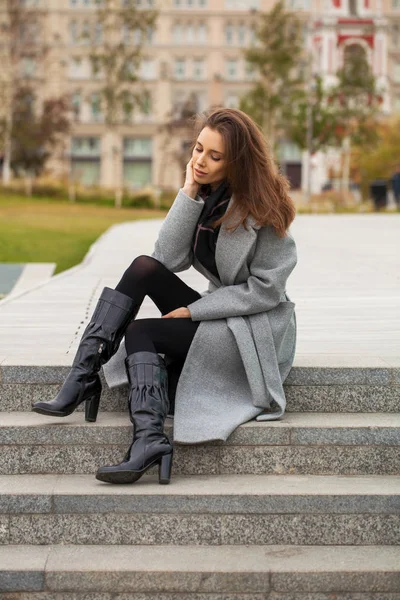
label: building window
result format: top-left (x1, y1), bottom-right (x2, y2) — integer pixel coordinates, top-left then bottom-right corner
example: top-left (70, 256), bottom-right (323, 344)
top-left (70, 57), bottom-right (82, 79)
top-left (174, 58), bottom-right (186, 79)
top-left (172, 22), bottom-right (208, 45)
top-left (71, 91), bottom-right (82, 121)
top-left (71, 136), bottom-right (101, 186)
top-left (72, 137), bottom-right (100, 155)
top-left (69, 56), bottom-right (89, 79)
top-left (81, 21), bottom-right (91, 44)
top-left (225, 58), bottom-right (238, 80)
top-left (225, 23), bottom-right (234, 45)
top-left (123, 137), bottom-right (153, 189)
top-left (173, 0), bottom-right (207, 5)
top-left (124, 0), bottom-right (154, 5)
top-left (286, 0), bottom-right (309, 8)
top-left (193, 58), bottom-right (205, 80)
top-left (90, 92), bottom-right (103, 122)
top-left (123, 138), bottom-right (152, 157)
top-left (121, 90), bottom-right (153, 123)
top-left (225, 0), bottom-right (260, 8)
top-left (198, 22), bottom-right (207, 44)
top-left (237, 23), bottom-right (246, 46)
top-left (140, 58), bottom-right (156, 80)
top-left (140, 91), bottom-right (152, 118)
top-left (146, 26), bottom-right (154, 45)
top-left (172, 23), bottom-right (183, 44)
top-left (121, 24), bottom-right (150, 45)
top-left (68, 0), bottom-right (105, 5)
top-left (186, 23), bottom-right (195, 44)
top-left (69, 21), bottom-right (79, 45)
top-left (225, 92), bottom-right (240, 108)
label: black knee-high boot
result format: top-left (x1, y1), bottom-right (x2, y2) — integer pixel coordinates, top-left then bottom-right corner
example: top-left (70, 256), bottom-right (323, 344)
top-left (32, 287), bottom-right (140, 422)
top-left (95, 351), bottom-right (173, 484)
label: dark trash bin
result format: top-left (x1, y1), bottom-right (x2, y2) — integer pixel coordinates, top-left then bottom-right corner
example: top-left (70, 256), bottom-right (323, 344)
top-left (369, 179), bottom-right (387, 211)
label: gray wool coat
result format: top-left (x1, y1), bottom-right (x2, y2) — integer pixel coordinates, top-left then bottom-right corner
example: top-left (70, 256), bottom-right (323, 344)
top-left (102, 188), bottom-right (298, 444)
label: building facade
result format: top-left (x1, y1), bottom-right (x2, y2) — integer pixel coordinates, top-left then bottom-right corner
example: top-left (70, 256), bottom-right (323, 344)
top-left (5, 0), bottom-right (400, 192)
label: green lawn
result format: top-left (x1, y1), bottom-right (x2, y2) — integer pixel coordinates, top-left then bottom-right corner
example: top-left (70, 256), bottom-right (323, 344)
top-left (0, 195), bottom-right (167, 274)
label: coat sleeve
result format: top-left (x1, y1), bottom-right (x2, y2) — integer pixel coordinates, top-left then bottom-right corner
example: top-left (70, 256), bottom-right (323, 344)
top-left (187, 226), bottom-right (297, 321)
top-left (151, 188), bottom-right (205, 273)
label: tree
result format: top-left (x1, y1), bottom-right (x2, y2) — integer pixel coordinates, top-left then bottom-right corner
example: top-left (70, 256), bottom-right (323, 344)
top-left (330, 46), bottom-right (381, 190)
top-left (289, 45), bottom-right (380, 150)
top-left (287, 43), bottom-right (381, 191)
top-left (9, 87), bottom-right (70, 179)
top-left (0, 0), bottom-right (50, 184)
top-left (239, 1), bottom-right (306, 150)
top-left (351, 116), bottom-right (400, 199)
top-left (286, 75), bottom-right (339, 155)
top-left (86, 0), bottom-right (158, 206)
top-left (330, 44), bottom-right (381, 144)
top-left (157, 92), bottom-right (201, 190)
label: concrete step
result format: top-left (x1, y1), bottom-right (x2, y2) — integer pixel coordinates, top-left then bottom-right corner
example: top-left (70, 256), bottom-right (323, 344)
top-left (1, 412), bottom-right (399, 476)
top-left (7, 263), bottom-right (56, 298)
top-left (0, 474), bottom-right (399, 546)
top-left (1, 544), bottom-right (399, 596)
top-left (1, 366), bottom-right (399, 414)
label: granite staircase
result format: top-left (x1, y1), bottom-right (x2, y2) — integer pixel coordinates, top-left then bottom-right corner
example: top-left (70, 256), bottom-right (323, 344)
top-left (0, 363), bottom-right (399, 598)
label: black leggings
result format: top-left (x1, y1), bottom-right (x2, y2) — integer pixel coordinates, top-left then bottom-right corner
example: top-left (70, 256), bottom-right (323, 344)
top-left (115, 255), bottom-right (202, 360)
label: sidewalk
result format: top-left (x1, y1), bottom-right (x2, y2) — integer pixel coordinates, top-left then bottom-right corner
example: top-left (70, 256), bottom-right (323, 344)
top-left (0, 214), bottom-right (398, 369)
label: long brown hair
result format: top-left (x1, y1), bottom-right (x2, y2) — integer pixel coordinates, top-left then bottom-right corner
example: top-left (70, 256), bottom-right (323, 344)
top-left (189, 107), bottom-right (296, 238)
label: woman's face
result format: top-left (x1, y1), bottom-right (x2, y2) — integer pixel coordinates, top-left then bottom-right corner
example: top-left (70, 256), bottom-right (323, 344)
top-left (192, 126), bottom-right (228, 190)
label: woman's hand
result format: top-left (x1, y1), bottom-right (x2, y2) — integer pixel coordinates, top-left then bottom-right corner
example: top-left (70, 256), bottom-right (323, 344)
top-left (162, 307), bottom-right (192, 319)
top-left (182, 158), bottom-right (200, 199)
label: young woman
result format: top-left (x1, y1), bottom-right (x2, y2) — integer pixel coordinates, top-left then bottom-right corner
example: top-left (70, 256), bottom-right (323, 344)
top-left (32, 107), bottom-right (297, 486)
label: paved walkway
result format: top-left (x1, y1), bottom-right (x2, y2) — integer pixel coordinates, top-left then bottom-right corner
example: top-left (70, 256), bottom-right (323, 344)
top-left (0, 214), bottom-right (398, 368)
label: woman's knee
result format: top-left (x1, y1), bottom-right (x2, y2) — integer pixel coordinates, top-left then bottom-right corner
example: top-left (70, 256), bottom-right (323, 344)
top-left (123, 255), bottom-right (160, 281)
top-left (125, 318), bottom-right (155, 337)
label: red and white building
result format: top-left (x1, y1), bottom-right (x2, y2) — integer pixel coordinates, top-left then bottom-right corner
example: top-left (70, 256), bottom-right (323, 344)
top-left (300, 0), bottom-right (399, 192)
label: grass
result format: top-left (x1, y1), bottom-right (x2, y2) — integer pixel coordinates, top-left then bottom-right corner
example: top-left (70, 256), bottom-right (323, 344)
top-left (0, 194), bottom-right (167, 274)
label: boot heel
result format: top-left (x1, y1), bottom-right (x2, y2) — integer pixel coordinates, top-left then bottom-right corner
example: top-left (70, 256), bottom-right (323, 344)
top-left (85, 393), bottom-right (101, 422)
top-left (159, 451), bottom-right (173, 485)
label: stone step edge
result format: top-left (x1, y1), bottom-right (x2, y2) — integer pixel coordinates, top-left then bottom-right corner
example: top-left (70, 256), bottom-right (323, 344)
top-left (1, 412), bottom-right (399, 448)
top-left (1, 364), bottom-right (399, 386)
top-left (3, 381), bottom-right (400, 415)
top-left (1, 473), bottom-right (400, 516)
top-left (1, 545), bottom-right (399, 594)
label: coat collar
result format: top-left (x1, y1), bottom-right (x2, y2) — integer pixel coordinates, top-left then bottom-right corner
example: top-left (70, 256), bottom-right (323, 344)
top-left (215, 195), bottom-right (260, 286)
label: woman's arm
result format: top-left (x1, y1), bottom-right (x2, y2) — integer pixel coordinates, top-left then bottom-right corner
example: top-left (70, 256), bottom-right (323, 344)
top-left (151, 187), bottom-right (204, 273)
top-left (186, 227), bottom-right (297, 320)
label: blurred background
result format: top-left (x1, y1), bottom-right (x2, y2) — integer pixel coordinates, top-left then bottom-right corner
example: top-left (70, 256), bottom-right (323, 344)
top-left (0, 0), bottom-right (399, 286)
